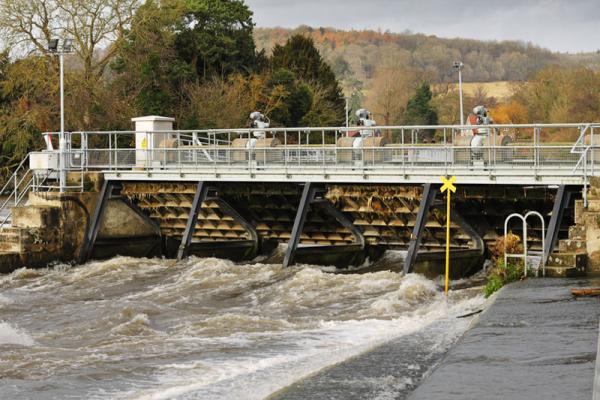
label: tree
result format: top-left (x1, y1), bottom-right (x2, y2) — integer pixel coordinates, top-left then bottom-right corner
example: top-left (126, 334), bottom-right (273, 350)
top-left (260, 69), bottom-right (312, 127)
top-left (489, 100), bottom-right (528, 124)
top-left (404, 82), bottom-right (438, 140)
top-left (270, 34), bottom-right (344, 125)
top-left (0, 0), bottom-right (140, 81)
top-left (184, 74), bottom-right (256, 129)
top-left (300, 83), bottom-right (342, 127)
top-left (365, 67), bottom-right (419, 127)
top-left (111, 0), bottom-right (191, 118)
top-left (174, 0), bottom-right (259, 81)
top-left (0, 0), bottom-right (141, 131)
top-left (0, 55), bottom-right (54, 175)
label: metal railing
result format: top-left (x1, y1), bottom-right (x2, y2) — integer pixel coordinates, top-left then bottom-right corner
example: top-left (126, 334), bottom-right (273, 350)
top-left (0, 154), bottom-right (55, 228)
top-left (570, 124), bottom-right (595, 205)
top-left (504, 211), bottom-right (546, 276)
top-left (33, 122), bottom-right (600, 184)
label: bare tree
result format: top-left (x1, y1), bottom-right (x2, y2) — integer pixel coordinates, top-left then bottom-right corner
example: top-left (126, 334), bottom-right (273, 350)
top-left (0, 0), bottom-right (139, 79)
top-left (365, 66), bottom-right (419, 127)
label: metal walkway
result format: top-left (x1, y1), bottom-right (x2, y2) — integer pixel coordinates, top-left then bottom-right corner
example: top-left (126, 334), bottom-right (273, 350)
top-left (31, 122), bottom-right (598, 187)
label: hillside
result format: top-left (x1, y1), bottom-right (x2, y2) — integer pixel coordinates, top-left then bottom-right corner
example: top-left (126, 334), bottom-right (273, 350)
top-left (254, 26), bottom-right (600, 95)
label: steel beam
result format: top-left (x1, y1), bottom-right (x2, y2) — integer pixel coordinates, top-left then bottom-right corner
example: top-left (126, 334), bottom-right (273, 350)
top-left (283, 182), bottom-right (317, 268)
top-left (214, 198), bottom-right (259, 255)
top-left (314, 200), bottom-right (365, 248)
top-left (121, 198), bottom-right (162, 238)
top-left (80, 180), bottom-right (115, 263)
top-left (543, 185), bottom-right (571, 265)
top-left (177, 181), bottom-right (208, 260)
top-left (404, 183), bottom-right (439, 275)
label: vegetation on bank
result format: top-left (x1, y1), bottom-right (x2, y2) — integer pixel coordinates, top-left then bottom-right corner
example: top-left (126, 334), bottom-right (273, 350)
top-left (484, 233), bottom-right (525, 297)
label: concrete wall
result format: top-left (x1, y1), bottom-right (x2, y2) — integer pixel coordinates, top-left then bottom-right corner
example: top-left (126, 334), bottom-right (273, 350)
top-left (0, 190), bottom-right (160, 273)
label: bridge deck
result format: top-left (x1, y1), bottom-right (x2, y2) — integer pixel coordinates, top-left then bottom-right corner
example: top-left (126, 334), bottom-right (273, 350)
top-left (34, 122), bottom-right (600, 187)
top-left (102, 164), bottom-right (588, 185)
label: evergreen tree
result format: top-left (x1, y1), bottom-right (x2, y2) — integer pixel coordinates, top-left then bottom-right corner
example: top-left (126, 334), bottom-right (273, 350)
top-left (260, 69), bottom-right (312, 127)
top-left (112, 0), bottom-right (192, 117)
top-left (175, 0), bottom-right (259, 80)
top-left (270, 35), bottom-right (345, 125)
top-left (404, 82), bottom-right (438, 139)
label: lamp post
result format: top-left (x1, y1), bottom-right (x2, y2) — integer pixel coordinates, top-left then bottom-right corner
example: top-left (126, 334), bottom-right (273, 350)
top-left (340, 96), bottom-right (350, 128)
top-left (453, 61), bottom-right (464, 126)
top-left (47, 39), bottom-right (74, 193)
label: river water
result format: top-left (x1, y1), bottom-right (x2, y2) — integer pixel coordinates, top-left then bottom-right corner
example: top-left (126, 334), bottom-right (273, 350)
top-left (0, 253), bottom-right (484, 399)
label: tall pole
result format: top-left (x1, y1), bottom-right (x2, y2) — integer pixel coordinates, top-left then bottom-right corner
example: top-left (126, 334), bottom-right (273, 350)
top-left (445, 188), bottom-right (451, 295)
top-left (458, 66), bottom-right (464, 126)
top-left (59, 52), bottom-right (66, 193)
top-left (60, 53), bottom-right (64, 135)
top-left (440, 175), bottom-right (456, 296)
top-left (345, 97), bottom-right (349, 128)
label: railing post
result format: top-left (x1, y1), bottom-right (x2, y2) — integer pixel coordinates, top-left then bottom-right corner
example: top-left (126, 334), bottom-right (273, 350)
top-left (322, 129), bottom-right (326, 175)
top-left (592, 126), bottom-right (595, 176)
top-left (584, 151), bottom-right (589, 207)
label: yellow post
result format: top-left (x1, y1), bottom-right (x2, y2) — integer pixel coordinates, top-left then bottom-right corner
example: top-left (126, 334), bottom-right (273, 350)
top-left (445, 188), bottom-right (451, 295)
top-left (440, 176), bottom-right (456, 296)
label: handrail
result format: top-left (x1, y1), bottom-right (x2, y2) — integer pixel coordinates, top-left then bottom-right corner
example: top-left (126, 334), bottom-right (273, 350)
top-left (0, 153), bottom-right (30, 197)
top-left (0, 153), bottom-right (56, 229)
top-left (0, 174), bottom-right (33, 228)
top-left (42, 122), bottom-right (600, 136)
top-left (571, 124), bottom-right (591, 154)
top-left (504, 211), bottom-right (546, 277)
top-left (569, 125), bottom-right (593, 205)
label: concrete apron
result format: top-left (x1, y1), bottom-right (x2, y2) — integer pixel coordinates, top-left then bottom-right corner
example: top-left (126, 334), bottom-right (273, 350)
top-left (408, 278), bottom-right (600, 400)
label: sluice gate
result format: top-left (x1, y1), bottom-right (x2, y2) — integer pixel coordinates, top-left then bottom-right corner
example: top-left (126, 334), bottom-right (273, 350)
top-left (0, 116), bottom-right (598, 277)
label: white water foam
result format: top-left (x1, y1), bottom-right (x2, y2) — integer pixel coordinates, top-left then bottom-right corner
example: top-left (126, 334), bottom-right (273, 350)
top-left (0, 293), bottom-right (13, 307)
top-left (0, 321), bottom-right (35, 346)
top-left (117, 280), bottom-right (484, 400)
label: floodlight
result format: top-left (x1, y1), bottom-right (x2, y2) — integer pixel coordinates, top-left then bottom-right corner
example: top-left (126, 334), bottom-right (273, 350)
top-left (48, 39), bottom-right (59, 52)
top-left (63, 39), bottom-right (74, 52)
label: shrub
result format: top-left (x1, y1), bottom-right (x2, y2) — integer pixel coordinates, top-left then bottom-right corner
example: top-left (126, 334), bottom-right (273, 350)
top-left (484, 233), bottom-right (525, 297)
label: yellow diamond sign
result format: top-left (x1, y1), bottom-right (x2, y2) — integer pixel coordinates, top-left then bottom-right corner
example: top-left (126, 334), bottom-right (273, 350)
top-left (440, 175), bottom-right (456, 193)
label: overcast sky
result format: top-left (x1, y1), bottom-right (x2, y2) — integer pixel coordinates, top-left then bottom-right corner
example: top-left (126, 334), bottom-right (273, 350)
top-left (245, 0), bottom-right (600, 53)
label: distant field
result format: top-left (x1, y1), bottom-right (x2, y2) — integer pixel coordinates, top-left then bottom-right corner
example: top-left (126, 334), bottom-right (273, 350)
top-left (444, 81), bottom-right (518, 99)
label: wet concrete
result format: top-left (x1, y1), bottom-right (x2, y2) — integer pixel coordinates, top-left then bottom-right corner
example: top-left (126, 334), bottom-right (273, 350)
top-left (273, 278), bottom-right (600, 400)
top-left (269, 319), bottom-right (462, 400)
top-left (409, 278), bottom-right (600, 400)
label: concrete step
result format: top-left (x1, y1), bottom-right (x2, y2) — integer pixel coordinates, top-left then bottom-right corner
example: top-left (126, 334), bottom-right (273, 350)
top-left (558, 239), bottom-right (586, 253)
top-left (546, 252), bottom-right (587, 269)
top-left (584, 199), bottom-right (600, 212)
top-left (544, 265), bottom-right (586, 278)
top-left (568, 225), bottom-right (586, 240)
top-left (11, 205), bottom-right (61, 229)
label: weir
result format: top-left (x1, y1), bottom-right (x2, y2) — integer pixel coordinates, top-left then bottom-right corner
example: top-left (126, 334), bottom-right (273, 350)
top-left (0, 116), bottom-right (599, 277)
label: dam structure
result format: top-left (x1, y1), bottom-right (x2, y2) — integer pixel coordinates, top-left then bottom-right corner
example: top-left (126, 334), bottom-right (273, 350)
top-left (0, 116), bottom-right (599, 277)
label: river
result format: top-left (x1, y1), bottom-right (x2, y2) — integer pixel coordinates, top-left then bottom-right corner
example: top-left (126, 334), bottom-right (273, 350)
top-left (0, 253), bottom-right (485, 399)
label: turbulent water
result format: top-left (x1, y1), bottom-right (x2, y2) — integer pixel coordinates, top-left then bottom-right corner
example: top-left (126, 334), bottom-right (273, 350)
top-left (0, 253), bottom-right (485, 399)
